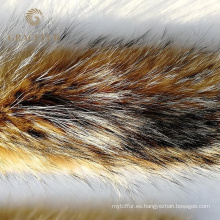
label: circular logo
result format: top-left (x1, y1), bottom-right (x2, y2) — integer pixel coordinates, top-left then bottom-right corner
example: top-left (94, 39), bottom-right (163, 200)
top-left (25, 8), bottom-right (43, 26)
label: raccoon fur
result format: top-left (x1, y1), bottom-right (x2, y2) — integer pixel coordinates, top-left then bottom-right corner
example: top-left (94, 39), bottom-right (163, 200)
top-left (0, 35), bottom-right (219, 181)
top-left (0, 0), bottom-right (219, 219)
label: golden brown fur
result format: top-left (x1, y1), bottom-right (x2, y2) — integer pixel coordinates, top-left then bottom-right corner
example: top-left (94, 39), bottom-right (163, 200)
top-left (0, 39), bottom-right (219, 184)
top-left (0, 206), bottom-right (185, 220)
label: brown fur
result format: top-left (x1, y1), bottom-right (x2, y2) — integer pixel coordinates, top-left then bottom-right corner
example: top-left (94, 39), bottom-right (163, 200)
top-left (0, 41), bottom-right (219, 183)
top-left (0, 206), bottom-right (185, 220)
